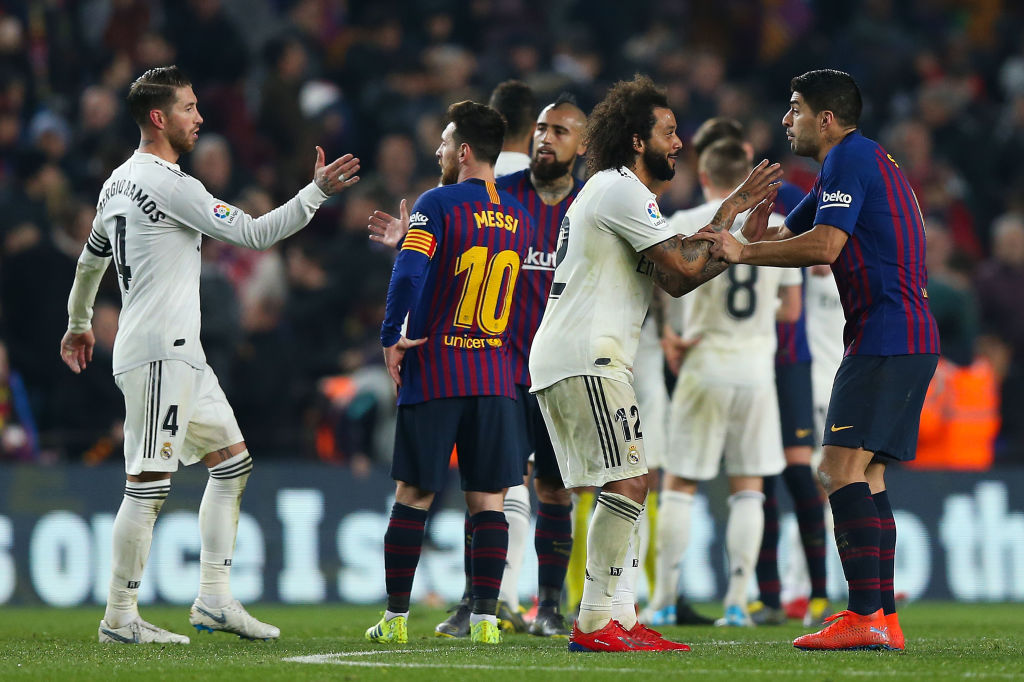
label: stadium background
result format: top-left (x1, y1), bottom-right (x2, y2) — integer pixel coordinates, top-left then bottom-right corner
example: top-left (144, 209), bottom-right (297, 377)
top-left (0, 0), bottom-right (1022, 608)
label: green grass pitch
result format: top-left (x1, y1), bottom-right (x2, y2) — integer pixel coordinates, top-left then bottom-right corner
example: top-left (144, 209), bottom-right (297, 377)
top-left (0, 603), bottom-right (1021, 681)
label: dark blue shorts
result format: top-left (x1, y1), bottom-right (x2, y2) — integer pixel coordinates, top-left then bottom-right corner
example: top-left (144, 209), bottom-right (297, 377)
top-left (392, 396), bottom-right (524, 492)
top-left (775, 361), bottom-right (815, 448)
top-left (823, 354), bottom-right (939, 462)
top-left (515, 384), bottom-right (563, 485)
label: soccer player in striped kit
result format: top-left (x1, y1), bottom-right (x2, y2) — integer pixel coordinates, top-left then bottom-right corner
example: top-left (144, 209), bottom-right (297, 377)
top-left (365, 101), bottom-right (534, 646)
top-left (700, 69), bottom-right (939, 651)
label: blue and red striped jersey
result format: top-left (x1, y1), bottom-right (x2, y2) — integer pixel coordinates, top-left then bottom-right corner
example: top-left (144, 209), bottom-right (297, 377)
top-left (496, 170), bottom-right (583, 385)
top-left (381, 178), bottom-right (534, 405)
top-left (774, 180), bottom-right (813, 366)
top-left (785, 131), bottom-right (940, 357)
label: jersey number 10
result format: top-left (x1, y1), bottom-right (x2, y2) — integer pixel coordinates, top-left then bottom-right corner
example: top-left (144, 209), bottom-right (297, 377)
top-left (453, 246), bottom-right (521, 335)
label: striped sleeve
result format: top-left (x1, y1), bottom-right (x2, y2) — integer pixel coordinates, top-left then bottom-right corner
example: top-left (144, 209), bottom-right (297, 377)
top-left (401, 228), bottom-right (437, 258)
top-left (85, 228), bottom-right (112, 257)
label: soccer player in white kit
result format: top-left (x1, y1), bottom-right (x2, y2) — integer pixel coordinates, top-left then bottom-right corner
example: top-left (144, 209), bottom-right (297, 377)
top-left (58, 66), bottom-right (361, 644)
top-left (529, 75), bottom-right (782, 652)
top-left (646, 139), bottom-right (802, 627)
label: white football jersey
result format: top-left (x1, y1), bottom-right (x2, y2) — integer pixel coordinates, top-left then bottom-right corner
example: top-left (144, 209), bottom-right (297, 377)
top-left (529, 167), bottom-right (672, 390)
top-left (82, 151), bottom-right (328, 375)
top-left (666, 199), bottom-right (801, 385)
top-left (805, 266), bottom-right (845, 374)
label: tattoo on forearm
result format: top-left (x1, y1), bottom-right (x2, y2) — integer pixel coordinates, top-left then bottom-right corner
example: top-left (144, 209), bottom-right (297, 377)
top-left (707, 204), bottom-right (738, 233)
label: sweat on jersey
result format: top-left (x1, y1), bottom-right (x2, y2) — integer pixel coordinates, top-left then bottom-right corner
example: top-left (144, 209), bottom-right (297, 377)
top-left (785, 131), bottom-right (940, 357)
top-left (380, 178), bottom-right (534, 406)
top-left (496, 169), bottom-right (583, 386)
top-left (529, 166), bottom-right (672, 391)
top-left (69, 151), bottom-right (330, 375)
top-left (667, 198), bottom-right (801, 385)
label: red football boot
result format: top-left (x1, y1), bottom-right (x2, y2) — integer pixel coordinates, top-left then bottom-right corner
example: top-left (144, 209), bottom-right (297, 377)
top-left (567, 619), bottom-right (656, 652)
top-left (885, 612), bottom-right (904, 651)
top-left (793, 609), bottom-right (890, 651)
top-left (627, 622), bottom-right (691, 651)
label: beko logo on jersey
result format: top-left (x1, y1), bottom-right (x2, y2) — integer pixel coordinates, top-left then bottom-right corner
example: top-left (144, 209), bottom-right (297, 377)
top-left (820, 190), bottom-right (853, 208)
top-left (523, 246), bottom-right (556, 270)
top-left (97, 180), bottom-right (166, 223)
top-left (409, 212), bottom-right (429, 228)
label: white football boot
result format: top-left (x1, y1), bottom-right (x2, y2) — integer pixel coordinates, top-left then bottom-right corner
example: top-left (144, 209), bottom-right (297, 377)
top-left (189, 598), bottom-right (280, 640)
top-left (98, 617), bottom-right (190, 644)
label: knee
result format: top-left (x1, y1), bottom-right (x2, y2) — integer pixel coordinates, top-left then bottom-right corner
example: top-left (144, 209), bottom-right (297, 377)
top-left (604, 474), bottom-right (648, 505)
top-left (535, 476), bottom-right (571, 505)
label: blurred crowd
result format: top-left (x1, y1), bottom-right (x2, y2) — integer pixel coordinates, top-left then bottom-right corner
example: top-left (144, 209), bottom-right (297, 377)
top-left (1, 0), bottom-right (1023, 466)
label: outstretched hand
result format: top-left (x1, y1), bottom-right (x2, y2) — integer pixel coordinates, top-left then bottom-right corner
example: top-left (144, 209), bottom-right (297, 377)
top-left (739, 193), bottom-right (777, 244)
top-left (313, 146), bottom-right (361, 196)
top-left (692, 228), bottom-right (744, 264)
top-left (726, 159), bottom-right (783, 214)
top-left (383, 335), bottom-right (428, 388)
top-left (368, 199), bottom-right (410, 249)
top-left (59, 329), bottom-right (94, 374)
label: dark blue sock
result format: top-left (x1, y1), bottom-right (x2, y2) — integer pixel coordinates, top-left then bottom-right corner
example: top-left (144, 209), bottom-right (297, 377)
top-left (470, 510), bottom-right (508, 615)
top-left (873, 490), bottom-right (897, 615)
top-left (829, 482), bottom-right (881, 616)
top-left (783, 464), bottom-right (828, 599)
top-left (756, 475), bottom-right (782, 609)
top-left (462, 511), bottom-right (472, 601)
top-left (535, 502), bottom-right (572, 608)
top-left (384, 502), bottom-right (428, 613)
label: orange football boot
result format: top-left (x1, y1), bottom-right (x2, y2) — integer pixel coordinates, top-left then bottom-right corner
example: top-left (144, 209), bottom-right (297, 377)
top-left (627, 622), bottom-right (691, 651)
top-left (793, 609), bottom-right (890, 650)
top-left (885, 612), bottom-right (904, 650)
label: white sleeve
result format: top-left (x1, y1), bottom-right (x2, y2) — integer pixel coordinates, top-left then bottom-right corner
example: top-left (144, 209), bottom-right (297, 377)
top-left (666, 209), bottom-right (703, 238)
top-left (596, 182), bottom-right (673, 252)
top-left (67, 217), bottom-right (111, 333)
top-left (164, 175), bottom-right (330, 250)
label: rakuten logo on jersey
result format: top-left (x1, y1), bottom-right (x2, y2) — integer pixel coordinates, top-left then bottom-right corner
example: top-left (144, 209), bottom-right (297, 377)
top-left (820, 190), bottom-right (853, 208)
top-left (523, 246), bottom-right (556, 270)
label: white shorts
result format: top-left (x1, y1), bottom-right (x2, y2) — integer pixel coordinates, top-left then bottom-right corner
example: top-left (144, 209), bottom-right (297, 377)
top-left (666, 369), bottom-right (785, 481)
top-left (115, 361), bottom-right (243, 475)
top-left (535, 375), bottom-right (649, 489)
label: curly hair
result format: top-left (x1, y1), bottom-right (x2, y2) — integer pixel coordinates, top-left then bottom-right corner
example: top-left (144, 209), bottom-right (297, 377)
top-left (585, 74), bottom-right (669, 176)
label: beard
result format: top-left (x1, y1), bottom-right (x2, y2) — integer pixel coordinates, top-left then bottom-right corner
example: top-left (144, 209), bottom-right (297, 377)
top-left (643, 146), bottom-right (675, 182)
top-left (439, 158), bottom-right (459, 186)
top-left (530, 154), bottom-right (574, 182)
top-left (168, 126), bottom-right (196, 155)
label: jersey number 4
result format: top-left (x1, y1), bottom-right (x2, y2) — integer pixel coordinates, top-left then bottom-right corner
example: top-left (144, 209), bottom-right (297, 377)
top-left (112, 215), bottom-right (133, 292)
top-left (453, 246), bottom-right (521, 335)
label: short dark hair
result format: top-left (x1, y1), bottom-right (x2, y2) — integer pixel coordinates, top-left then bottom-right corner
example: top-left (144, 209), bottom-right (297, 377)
top-left (698, 139), bottom-right (750, 189)
top-left (585, 74), bottom-right (670, 175)
top-left (790, 69), bottom-right (862, 127)
top-left (692, 117), bottom-right (745, 157)
top-left (127, 66), bottom-right (191, 127)
top-left (488, 80), bottom-right (536, 140)
top-left (447, 100), bottom-right (506, 166)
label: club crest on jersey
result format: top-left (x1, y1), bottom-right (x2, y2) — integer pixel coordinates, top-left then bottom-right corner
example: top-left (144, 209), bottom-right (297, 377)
top-left (820, 190), bottom-right (853, 209)
top-left (409, 211), bottom-right (429, 228)
top-left (160, 442), bottom-right (173, 460)
top-left (646, 199), bottom-right (666, 228)
top-left (627, 445), bottom-right (640, 465)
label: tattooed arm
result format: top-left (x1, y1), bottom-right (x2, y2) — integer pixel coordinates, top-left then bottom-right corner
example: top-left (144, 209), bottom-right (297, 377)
top-left (644, 160), bottom-right (783, 296)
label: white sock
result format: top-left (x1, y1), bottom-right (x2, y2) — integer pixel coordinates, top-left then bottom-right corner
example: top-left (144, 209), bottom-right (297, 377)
top-left (198, 450), bottom-right (252, 608)
top-left (650, 490), bottom-right (693, 612)
top-left (578, 492), bottom-right (643, 633)
top-left (498, 483), bottom-right (531, 608)
top-left (469, 613), bottom-right (498, 626)
top-left (724, 490), bottom-right (765, 610)
top-left (611, 525), bottom-right (641, 629)
top-left (384, 609), bottom-right (408, 621)
top-left (105, 480), bottom-right (169, 627)
top-left (636, 506), bottom-right (651, 596)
